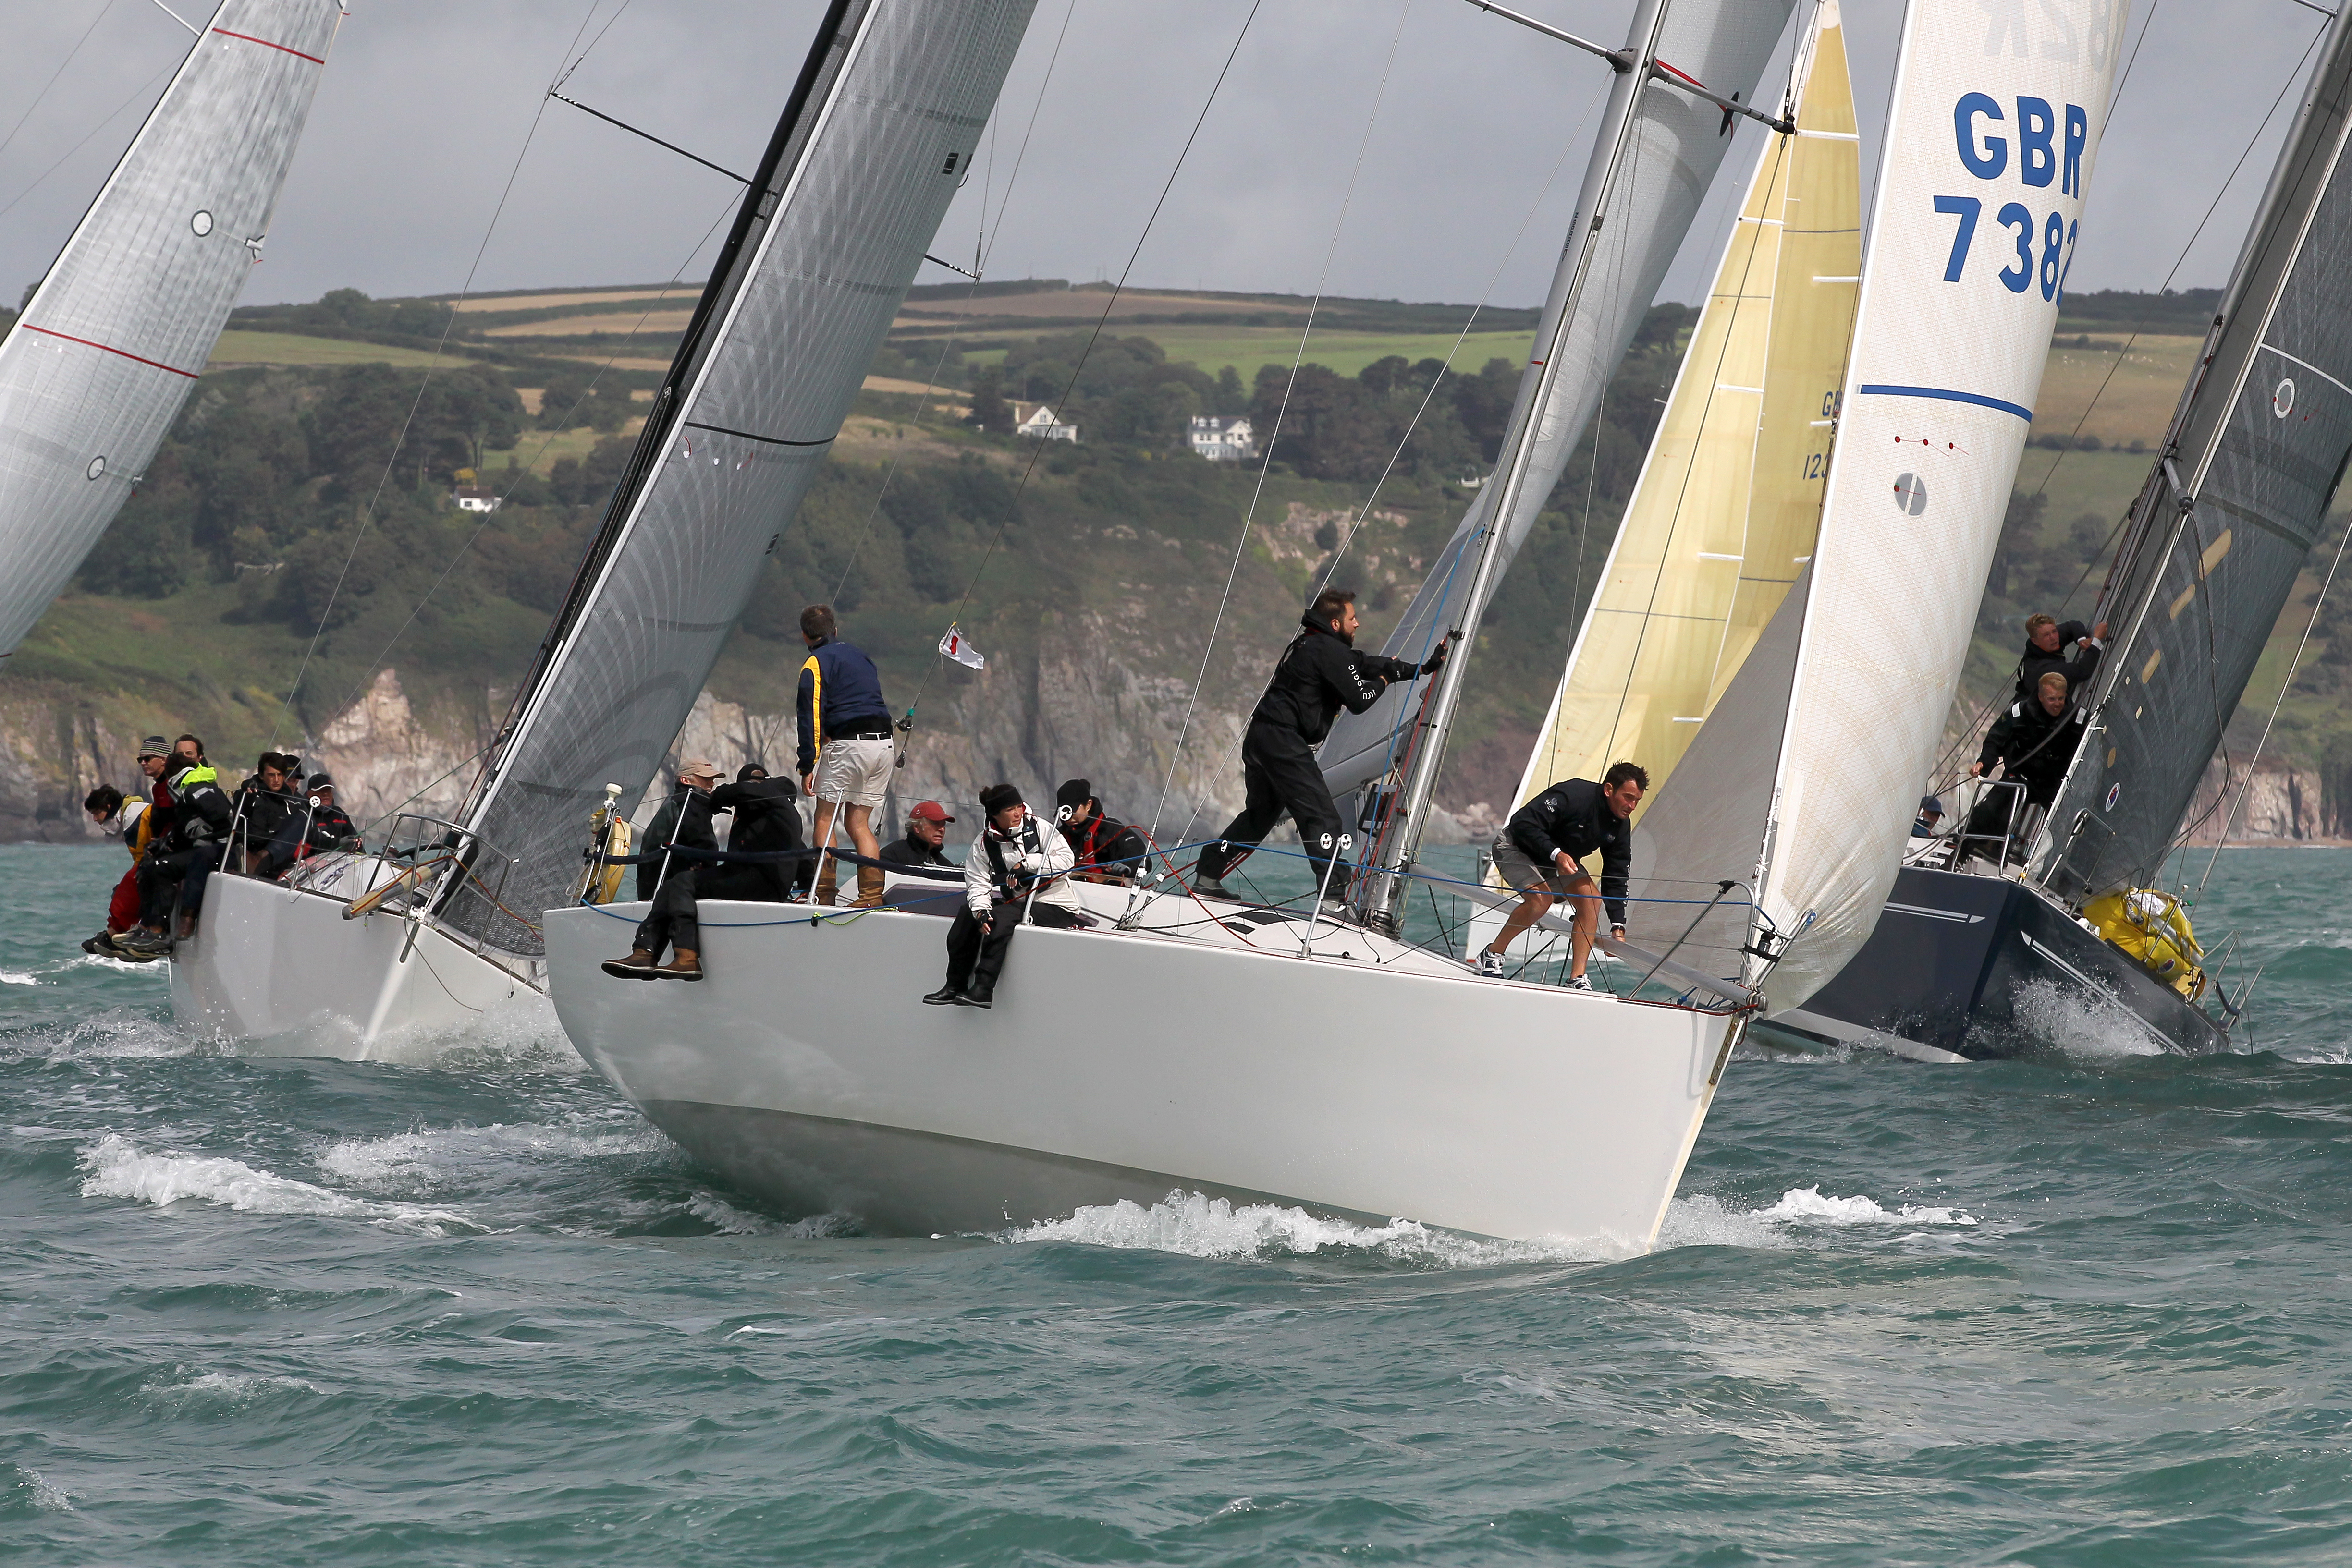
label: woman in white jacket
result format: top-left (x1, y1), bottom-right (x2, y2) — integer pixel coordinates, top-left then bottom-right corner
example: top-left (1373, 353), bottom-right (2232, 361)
top-left (925, 782), bottom-right (1084, 1009)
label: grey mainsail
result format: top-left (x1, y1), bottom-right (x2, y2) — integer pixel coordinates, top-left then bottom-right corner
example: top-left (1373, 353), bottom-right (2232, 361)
top-left (2035, 7), bottom-right (2352, 900)
top-left (1317, 0), bottom-right (1797, 801)
top-left (0, 0), bottom-right (342, 665)
top-left (441, 0), bottom-right (1037, 953)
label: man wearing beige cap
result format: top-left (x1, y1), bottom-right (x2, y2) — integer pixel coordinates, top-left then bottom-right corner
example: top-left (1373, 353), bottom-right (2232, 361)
top-left (606, 757), bottom-right (721, 980)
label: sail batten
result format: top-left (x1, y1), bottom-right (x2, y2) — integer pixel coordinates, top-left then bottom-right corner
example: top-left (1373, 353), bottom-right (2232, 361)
top-left (0, 0), bottom-right (342, 664)
top-left (441, 0), bottom-right (1039, 954)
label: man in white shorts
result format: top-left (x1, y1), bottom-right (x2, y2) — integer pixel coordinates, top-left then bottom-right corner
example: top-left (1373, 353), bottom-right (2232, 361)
top-left (796, 603), bottom-right (897, 907)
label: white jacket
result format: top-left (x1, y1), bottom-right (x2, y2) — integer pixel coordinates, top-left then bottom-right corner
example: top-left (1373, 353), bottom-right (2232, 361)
top-left (963, 812), bottom-right (1081, 919)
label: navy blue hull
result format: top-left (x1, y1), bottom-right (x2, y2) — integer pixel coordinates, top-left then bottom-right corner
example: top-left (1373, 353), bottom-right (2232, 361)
top-left (1779, 868), bottom-right (2227, 1060)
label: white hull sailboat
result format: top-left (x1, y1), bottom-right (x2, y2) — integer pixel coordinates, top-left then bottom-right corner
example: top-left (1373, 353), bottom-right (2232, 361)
top-left (170, 0), bottom-right (1041, 1055)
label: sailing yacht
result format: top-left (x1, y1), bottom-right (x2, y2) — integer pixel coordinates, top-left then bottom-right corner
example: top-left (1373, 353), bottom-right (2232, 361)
top-left (1782, 6), bottom-right (2352, 1061)
top-left (543, 0), bottom-right (2129, 1242)
top-left (0, 0), bottom-right (342, 669)
top-left (172, 0), bottom-right (1041, 1055)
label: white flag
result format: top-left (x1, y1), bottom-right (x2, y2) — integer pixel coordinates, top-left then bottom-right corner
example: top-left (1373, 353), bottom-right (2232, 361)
top-left (939, 624), bottom-right (986, 669)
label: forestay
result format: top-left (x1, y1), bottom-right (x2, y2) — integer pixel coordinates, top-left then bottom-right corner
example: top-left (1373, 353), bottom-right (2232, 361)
top-left (1318, 0), bottom-right (1797, 801)
top-left (1753, 0), bottom-right (2130, 1012)
top-left (1516, 1), bottom-right (1856, 816)
top-left (2035, 7), bottom-right (2352, 900)
top-left (0, 0), bottom-right (341, 664)
top-left (443, 0), bottom-right (1037, 955)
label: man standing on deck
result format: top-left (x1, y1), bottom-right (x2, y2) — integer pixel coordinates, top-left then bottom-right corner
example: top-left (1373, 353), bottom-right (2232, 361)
top-left (1193, 588), bottom-right (1443, 913)
top-left (1470, 762), bottom-right (1645, 991)
top-left (796, 604), bottom-right (894, 909)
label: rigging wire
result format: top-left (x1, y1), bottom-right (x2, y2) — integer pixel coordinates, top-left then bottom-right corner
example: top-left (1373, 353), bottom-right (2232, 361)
top-left (900, 0), bottom-right (1264, 727)
top-left (264, 0), bottom-right (618, 749)
top-left (1144, 0), bottom-right (1417, 844)
top-left (0, 61), bottom-right (171, 226)
top-left (0, 0), bottom-right (119, 169)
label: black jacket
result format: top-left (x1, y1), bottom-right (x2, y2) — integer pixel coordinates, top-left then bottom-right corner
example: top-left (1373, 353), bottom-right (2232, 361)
top-left (1978, 698), bottom-right (2089, 803)
top-left (159, 766), bottom-right (235, 854)
top-left (1062, 811), bottom-right (1150, 882)
top-left (636, 784), bottom-right (719, 901)
top-left (2016, 620), bottom-right (2102, 704)
top-left (235, 777), bottom-right (301, 860)
top-left (1248, 616), bottom-right (1422, 746)
top-left (709, 778), bottom-right (806, 900)
top-left (878, 832), bottom-right (953, 869)
top-left (301, 802), bottom-right (361, 855)
top-left (796, 636), bottom-right (893, 775)
top-left (1507, 778), bottom-right (1633, 926)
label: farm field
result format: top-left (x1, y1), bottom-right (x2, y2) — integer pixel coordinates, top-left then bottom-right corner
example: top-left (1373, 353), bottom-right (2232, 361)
top-left (207, 330), bottom-right (446, 368)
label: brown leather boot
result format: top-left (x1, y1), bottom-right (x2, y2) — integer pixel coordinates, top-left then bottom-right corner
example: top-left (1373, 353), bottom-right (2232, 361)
top-left (812, 852), bottom-right (839, 907)
top-left (601, 948), bottom-right (658, 979)
top-left (655, 948), bottom-right (702, 982)
top-left (851, 864), bottom-right (887, 908)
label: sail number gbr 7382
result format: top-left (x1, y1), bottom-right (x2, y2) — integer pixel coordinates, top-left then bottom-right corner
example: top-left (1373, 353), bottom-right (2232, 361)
top-left (1931, 93), bottom-right (2087, 301)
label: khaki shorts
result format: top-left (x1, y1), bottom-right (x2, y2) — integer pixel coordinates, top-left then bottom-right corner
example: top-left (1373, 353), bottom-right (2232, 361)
top-left (1490, 834), bottom-right (1589, 899)
top-left (813, 736), bottom-right (894, 808)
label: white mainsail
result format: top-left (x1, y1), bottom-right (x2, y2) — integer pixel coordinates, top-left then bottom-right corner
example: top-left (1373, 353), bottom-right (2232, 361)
top-left (443, 0), bottom-right (1039, 953)
top-left (1643, 0), bottom-right (2131, 1009)
top-left (0, 0), bottom-right (342, 664)
top-left (1516, 0), bottom-right (1856, 812)
top-left (1318, 0), bottom-right (1799, 801)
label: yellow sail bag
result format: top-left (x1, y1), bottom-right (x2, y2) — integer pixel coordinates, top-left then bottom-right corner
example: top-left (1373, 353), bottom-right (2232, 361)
top-left (2082, 889), bottom-right (2205, 998)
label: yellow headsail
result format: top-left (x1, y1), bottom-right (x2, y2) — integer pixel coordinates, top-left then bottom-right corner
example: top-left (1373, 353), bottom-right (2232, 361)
top-left (1511, 1), bottom-right (1859, 817)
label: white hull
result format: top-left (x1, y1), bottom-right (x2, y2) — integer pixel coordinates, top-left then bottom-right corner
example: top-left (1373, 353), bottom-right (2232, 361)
top-left (545, 888), bottom-right (1740, 1244)
top-left (171, 862), bottom-right (553, 1062)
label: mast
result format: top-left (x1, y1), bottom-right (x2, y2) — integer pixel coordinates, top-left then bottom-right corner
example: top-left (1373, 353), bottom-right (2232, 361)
top-left (1357, 0), bottom-right (1678, 932)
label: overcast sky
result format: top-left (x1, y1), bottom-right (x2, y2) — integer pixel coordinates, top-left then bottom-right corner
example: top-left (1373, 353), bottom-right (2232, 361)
top-left (0, 0), bottom-right (2330, 319)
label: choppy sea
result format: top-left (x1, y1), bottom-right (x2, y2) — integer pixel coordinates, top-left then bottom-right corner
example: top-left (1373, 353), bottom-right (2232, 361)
top-left (8, 840), bottom-right (2352, 1564)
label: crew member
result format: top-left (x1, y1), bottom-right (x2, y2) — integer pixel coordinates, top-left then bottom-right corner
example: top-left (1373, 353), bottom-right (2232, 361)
top-left (924, 783), bottom-right (1083, 1009)
top-left (879, 800), bottom-right (956, 869)
top-left (81, 784), bottom-right (147, 953)
top-left (1055, 779), bottom-right (1149, 884)
top-left (234, 752), bottom-right (303, 877)
top-left (1964, 671), bottom-right (2088, 851)
top-left (116, 752), bottom-right (234, 955)
top-left (1912, 795), bottom-right (1945, 838)
top-left (171, 734), bottom-right (209, 774)
top-left (603, 758), bottom-right (722, 981)
top-left (1194, 588), bottom-right (1443, 907)
top-left (701, 764), bottom-right (808, 904)
top-left (95, 741), bottom-right (176, 960)
top-left (796, 603), bottom-right (894, 908)
top-left (295, 773), bottom-right (363, 858)
top-left (2016, 613), bottom-right (2106, 704)
top-left (1470, 762), bottom-right (1645, 992)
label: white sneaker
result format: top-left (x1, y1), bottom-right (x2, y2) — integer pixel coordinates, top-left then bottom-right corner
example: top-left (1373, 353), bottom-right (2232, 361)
top-left (1565, 973), bottom-right (1594, 992)
top-left (1472, 949), bottom-right (1505, 977)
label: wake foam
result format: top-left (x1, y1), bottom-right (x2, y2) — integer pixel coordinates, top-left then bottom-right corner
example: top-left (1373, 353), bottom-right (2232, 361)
top-left (1002, 1185), bottom-right (1977, 1265)
top-left (151, 1370), bottom-right (322, 1404)
top-left (315, 1121), bottom-right (668, 1194)
top-left (78, 1134), bottom-right (480, 1235)
top-left (1, 1464), bottom-right (72, 1514)
top-left (2011, 977), bottom-right (2168, 1058)
top-left (686, 1192), bottom-right (859, 1237)
top-left (6, 1009), bottom-right (195, 1061)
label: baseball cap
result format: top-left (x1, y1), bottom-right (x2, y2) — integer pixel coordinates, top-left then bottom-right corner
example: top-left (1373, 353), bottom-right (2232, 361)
top-left (307, 772), bottom-right (336, 790)
top-left (909, 800), bottom-right (956, 824)
top-left (1055, 778), bottom-right (1093, 812)
top-left (1918, 794), bottom-right (1943, 813)
top-left (677, 757), bottom-right (721, 780)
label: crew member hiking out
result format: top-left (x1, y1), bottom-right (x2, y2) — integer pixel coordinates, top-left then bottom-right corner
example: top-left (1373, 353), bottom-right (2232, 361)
top-left (114, 750), bottom-right (235, 956)
top-left (81, 781), bottom-right (147, 955)
top-left (1964, 670), bottom-right (2088, 855)
top-left (1194, 588), bottom-right (1443, 909)
top-left (1056, 779), bottom-right (1150, 885)
top-left (1471, 762), bottom-right (1645, 992)
top-left (700, 764), bottom-right (808, 904)
top-left (2015, 612), bottom-right (2105, 704)
top-left (796, 603), bottom-right (894, 909)
top-left (233, 752), bottom-right (303, 878)
top-left (924, 783), bottom-right (1083, 1010)
top-left (97, 738), bottom-right (176, 959)
top-left (603, 758), bottom-right (723, 981)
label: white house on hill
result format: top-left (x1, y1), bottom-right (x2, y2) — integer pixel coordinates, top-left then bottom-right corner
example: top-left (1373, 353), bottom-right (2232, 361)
top-left (1016, 404), bottom-right (1078, 443)
top-left (1188, 414), bottom-right (1255, 462)
top-left (451, 486), bottom-right (502, 513)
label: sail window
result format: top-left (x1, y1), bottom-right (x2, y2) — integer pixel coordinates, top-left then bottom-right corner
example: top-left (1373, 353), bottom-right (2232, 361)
top-left (1893, 473), bottom-right (1927, 515)
top-left (85, 457), bottom-right (105, 480)
top-left (2274, 378), bottom-right (2295, 418)
top-left (191, 210), bottom-right (212, 236)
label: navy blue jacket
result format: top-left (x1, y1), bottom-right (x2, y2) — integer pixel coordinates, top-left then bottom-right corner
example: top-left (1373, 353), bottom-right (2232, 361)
top-left (1507, 778), bottom-right (1632, 927)
top-left (796, 637), bottom-right (893, 775)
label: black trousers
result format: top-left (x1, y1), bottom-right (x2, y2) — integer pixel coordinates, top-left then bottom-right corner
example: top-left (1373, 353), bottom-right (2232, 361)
top-left (943, 900), bottom-right (1084, 999)
top-left (137, 845), bottom-right (218, 928)
top-left (632, 867), bottom-right (699, 956)
top-left (1197, 723), bottom-right (1346, 889)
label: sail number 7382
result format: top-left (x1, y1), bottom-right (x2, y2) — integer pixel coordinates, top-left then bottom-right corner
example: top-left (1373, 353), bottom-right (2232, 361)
top-left (1930, 91), bottom-right (2085, 301)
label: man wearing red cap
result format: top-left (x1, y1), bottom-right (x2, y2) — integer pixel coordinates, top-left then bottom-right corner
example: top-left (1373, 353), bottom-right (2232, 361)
top-left (879, 800), bottom-right (955, 869)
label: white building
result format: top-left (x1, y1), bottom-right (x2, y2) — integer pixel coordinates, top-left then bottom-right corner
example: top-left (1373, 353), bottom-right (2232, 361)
top-left (1016, 404), bottom-right (1078, 443)
top-left (1188, 414), bottom-right (1255, 462)
top-left (451, 486), bottom-right (502, 513)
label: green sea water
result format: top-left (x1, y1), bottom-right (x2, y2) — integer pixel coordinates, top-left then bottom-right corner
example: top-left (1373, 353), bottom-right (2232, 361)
top-left (7, 841), bottom-right (2352, 1565)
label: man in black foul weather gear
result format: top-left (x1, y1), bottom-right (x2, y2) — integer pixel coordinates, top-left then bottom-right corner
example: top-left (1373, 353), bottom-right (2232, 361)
top-left (1194, 588), bottom-right (1442, 908)
top-left (701, 765), bottom-right (809, 904)
top-left (1963, 670), bottom-right (2089, 853)
top-left (115, 756), bottom-right (235, 955)
top-left (1470, 763), bottom-right (1645, 991)
top-left (2015, 612), bottom-right (2106, 704)
top-left (605, 758), bottom-right (722, 981)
